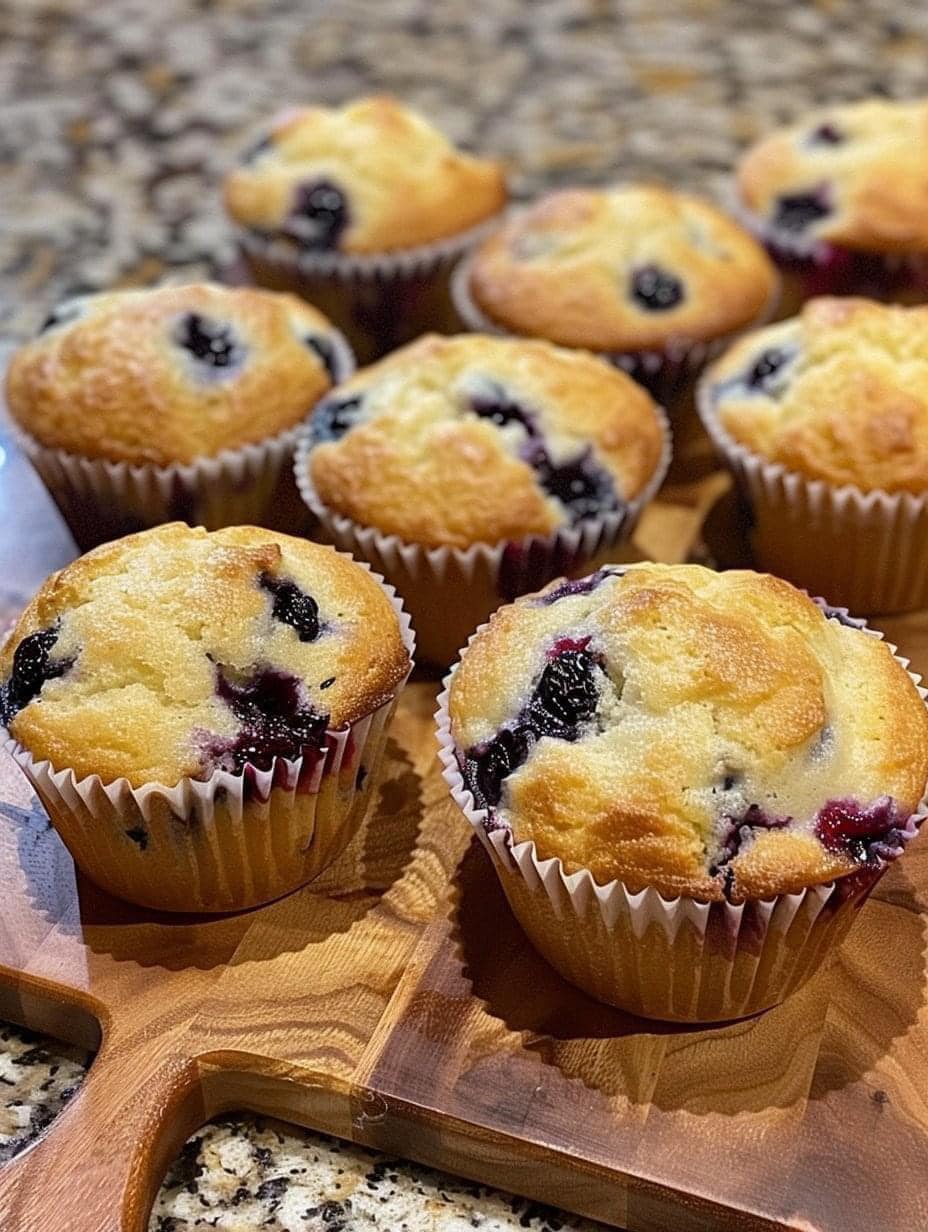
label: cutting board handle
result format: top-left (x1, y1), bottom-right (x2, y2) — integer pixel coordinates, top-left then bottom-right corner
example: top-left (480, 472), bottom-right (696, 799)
top-left (0, 1026), bottom-right (204, 1232)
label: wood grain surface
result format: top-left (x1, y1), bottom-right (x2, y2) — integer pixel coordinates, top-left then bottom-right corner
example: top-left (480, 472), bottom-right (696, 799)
top-left (0, 409), bottom-right (927, 1232)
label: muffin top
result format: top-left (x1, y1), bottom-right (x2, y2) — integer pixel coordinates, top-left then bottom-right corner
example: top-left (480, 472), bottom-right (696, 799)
top-left (0, 524), bottom-right (410, 788)
top-left (737, 97), bottom-right (928, 253)
top-left (305, 334), bottom-right (667, 550)
top-left (704, 297), bottom-right (928, 493)
top-left (224, 96), bottom-right (507, 254)
top-left (6, 284), bottom-right (347, 466)
top-left (449, 563), bottom-right (928, 902)
top-left (465, 185), bottom-right (778, 352)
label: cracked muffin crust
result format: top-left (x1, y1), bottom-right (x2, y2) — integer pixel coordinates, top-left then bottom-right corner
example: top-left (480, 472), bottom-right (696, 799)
top-left (465, 184), bottom-right (777, 352)
top-left (704, 297), bottom-right (928, 492)
top-left (448, 563), bottom-right (928, 902)
top-left (737, 97), bottom-right (928, 254)
top-left (305, 333), bottom-right (666, 549)
top-left (5, 283), bottom-right (345, 466)
top-left (0, 523), bottom-right (410, 788)
top-left (224, 95), bottom-right (508, 255)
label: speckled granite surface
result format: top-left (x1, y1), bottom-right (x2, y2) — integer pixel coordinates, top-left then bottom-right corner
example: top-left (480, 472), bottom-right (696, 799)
top-left (0, 0), bottom-right (926, 1227)
top-left (3, 0), bottom-right (928, 342)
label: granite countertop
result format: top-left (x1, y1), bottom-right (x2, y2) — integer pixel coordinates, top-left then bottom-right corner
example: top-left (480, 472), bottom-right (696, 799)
top-left (1, 0), bottom-right (927, 1228)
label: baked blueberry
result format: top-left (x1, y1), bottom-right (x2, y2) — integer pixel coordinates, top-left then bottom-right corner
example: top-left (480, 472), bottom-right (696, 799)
top-left (210, 665), bottom-right (329, 773)
top-left (470, 384), bottom-right (538, 435)
top-left (174, 313), bottom-right (243, 371)
top-left (0, 627), bottom-right (73, 725)
top-left (285, 180), bottom-right (349, 250)
top-left (746, 347), bottom-right (792, 392)
top-left (710, 804), bottom-right (791, 880)
top-left (527, 648), bottom-right (602, 737)
top-left (532, 447), bottom-right (620, 523)
top-left (309, 394), bottom-right (364, 445)
top-left (772, 189), bottom-right (831, 233)
top-left (463, 642), bottom-right (604, 808)
top-left (535, 568), bottom-right (623, 606)
top-left (259, 573), bottom-right (322, 643)
top-left (630, 264), bottom-right (685, 312)
top-left (815, 796), bottom-right (907, 865)
top-left (463, 725), bottom-right (532, 810)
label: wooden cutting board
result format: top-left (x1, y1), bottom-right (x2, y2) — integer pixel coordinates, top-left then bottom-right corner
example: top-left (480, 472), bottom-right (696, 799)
top-left (1, 409), bottom-right (928, 1232)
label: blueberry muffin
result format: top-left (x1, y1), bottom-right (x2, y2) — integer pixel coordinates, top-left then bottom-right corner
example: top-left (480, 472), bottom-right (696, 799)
top-left (5, 283), bottom-right (351, 548)
top-left (1, 523), bottom-right (412, 911)
top-left (699, 297), bottom-right (928, 613)
top-left (225, 97), bottom-right (508, 363)
top-left (442, 563), bottom-right (928, 1017)
top-left (224, 96), bottom-right (507, 256)
top-left (736, 97), bottom-right (928, 309)
top-left (457, 185), bottom-right (777, 397)
top-left (7, 283), bottom-right (346, 466)
top-left (296, 334), bottom-right (669, 664)
top-left (705, 297), bottom-right (928, 490)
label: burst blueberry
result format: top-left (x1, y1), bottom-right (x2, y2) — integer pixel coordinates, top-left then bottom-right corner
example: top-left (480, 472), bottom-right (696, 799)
top-left (463, 726), bottom-right (532, 810)
top-left (528, 650), bottom-right (601, 737)
top-left (470, 384), bottom-right (537, 434)
top-left (259, 573), bottom-right (321, 642)
top-left (815, 796), bottom-right (908, 865)
top-left (463, 644), bottom-right (605, 809)
top-left (531, 447), bottom-right (620, 523)
top-left (174, 313), bottom-right (242, 370)
top-left (0, 627), bottom-right (73, 725)
top-left (208, 665), bottom-right (328, 773)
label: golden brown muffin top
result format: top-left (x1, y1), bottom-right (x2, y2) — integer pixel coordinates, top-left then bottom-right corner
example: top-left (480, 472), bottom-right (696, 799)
top-left (6, 284), bottom-right (347, 466)
top-left (703, 297), bottom-right (928, 493)
top-left (223, 95), bottom-right (508, 254)
top-left (305, 334), bottom-right (667, 549)
top-left (1, 524), bottom-right (410, 788)
top-left (737, 97), bottom-right (928, 253)
top-left (466, 184), bottom-right (778, 352)
top-left (449, 563), bottom-right (928, 902)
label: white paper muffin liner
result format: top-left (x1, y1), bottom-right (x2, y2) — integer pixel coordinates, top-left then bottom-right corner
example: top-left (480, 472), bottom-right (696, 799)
top-left (7, 328), bottom-right (355, 550)
top-left (1, 555), bottom-right (414, 914)
top-left (450, 246), bottom-right (781, 408)
top-left (435, 612), bottom-right (928, 1022)
top-left (293, 410), bottom-right (672, 667)
top-left (696, 376), bottom-right (928, 614)
top-left (238, 213), bottom-right (507, 365)
top-left (237, 214), bottom-right (504, 282)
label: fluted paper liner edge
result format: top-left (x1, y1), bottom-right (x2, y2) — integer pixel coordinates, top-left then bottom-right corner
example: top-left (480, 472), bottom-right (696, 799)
top-left (1, 550), bottom-right (414, 913)
top-left (434, 605), bottom-right (928, 1021)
